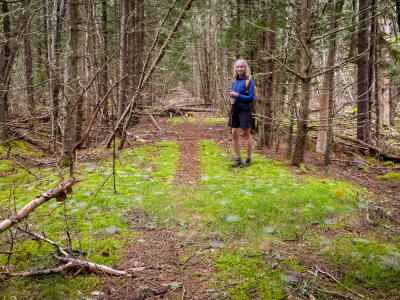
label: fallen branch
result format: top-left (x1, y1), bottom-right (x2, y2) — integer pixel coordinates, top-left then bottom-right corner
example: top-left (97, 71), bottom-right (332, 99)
top-left (56, 256), bottom-right (132, 277)
top-left (148, 112), bottom-right (163, 131)
top-left (15, 226), bottom-right (70, 257)
top-left (316, 268), bottom-right (365, 299)
top-left (11, 127), bottom-right (50, 152)
top-left (0, 176), bottom-right (85, 234)
top-left (335, 134), bottom-right (400, 162)
top-left (5, 262), bottom-right (77, 277)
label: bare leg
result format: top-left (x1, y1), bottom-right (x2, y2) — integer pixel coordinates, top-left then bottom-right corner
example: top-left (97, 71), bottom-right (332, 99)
top-left (242, 128), bottom-right (252, 159)
top-left (232, 128), bottom-right (241, 158)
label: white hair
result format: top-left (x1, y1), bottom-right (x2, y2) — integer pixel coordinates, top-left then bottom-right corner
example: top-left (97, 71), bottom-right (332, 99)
top-left (232, 59), bottom-right (252, 78)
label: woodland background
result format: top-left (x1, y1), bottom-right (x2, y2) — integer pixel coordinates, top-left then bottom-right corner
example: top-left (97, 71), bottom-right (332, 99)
top-left (1, 0), bottom-right (400, 298)
top-left (0, 0), bottom-right (399, 166)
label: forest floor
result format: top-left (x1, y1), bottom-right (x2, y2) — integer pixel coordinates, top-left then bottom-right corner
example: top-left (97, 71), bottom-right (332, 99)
top-left (1, 96), bottom-right (400, 300)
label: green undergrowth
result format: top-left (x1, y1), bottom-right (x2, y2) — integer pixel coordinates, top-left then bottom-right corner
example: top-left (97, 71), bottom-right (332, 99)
top-left (0, 141), bottom-right (179, 299)
top-left (325, 234), bottom-right (400, 293)
top-left (204, 117), bottom-right (227, 124)
top-left (176, 140), bottom-right (363, 240)
top-left (377, 172), bottom-right (400, 181)
top-left (212, 251), bottom-right (286, 299)
top-left (0, 140), bottom-right (43, 158)
top-left (2, 138), bottom-right (399, 298)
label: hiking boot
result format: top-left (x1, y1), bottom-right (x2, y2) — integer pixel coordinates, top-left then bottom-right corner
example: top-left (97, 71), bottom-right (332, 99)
top-left (231, 160), bottom-right (244, 168)
top-left (243, 161), bottom-right (252, 168)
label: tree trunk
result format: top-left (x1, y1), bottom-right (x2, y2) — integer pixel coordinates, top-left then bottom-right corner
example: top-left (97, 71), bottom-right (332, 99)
top-left (0, 0), bottom-right (11, 143)
top-left (264, 0), bottom-right (276, 149)
top-left (381, 18), bottom-right (390, 126)
top-left (23, 0), bottom-right (35, 115)
top-left (324, 0), bottom-right (344, 166)
top-left (49, 0), bottom-right (65, 152)
top-left (292, 0), bottom-right (312, 166)
top-left (286, 77), bottom-right (299, 158)
top-left (101, 0), bottom-right (109, 126)
top-left (117, 0), bottom-right (129, 134)
top-left (63, 0), bottom-right (79, 162)
top-left (316, 71), bottom-right (329, 153)
top-left (356, 0), bottom-right (371, 143)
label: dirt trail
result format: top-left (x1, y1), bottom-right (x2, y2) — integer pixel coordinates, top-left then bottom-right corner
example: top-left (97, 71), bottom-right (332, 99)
top-left (101, 102), bottom-right (400, 299)
top-left (102, 113), bottom-right (228, 300)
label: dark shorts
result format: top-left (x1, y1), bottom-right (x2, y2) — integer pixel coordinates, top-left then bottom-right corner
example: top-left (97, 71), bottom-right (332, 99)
top-left (228, 105), bottom-right (252, 128)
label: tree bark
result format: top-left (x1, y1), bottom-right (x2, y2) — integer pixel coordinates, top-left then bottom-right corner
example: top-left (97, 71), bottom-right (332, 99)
top-left (62, 0), bottom-right (79, 162)
top-left (22, 0), bottom-right (35, 115)
top-left (0, 0), bottom-right (12, 143)
top-left (0, 177), bottom-right (84, 234)
top-left (100, 0), bottom-right (109, 126)
top-left (292, 0), bottom-right (312, 166)
top-left (49, 0), bottom-right (66, 152)
top-left (263, 0), bottom-right (276, 149)
top-left (117, 0), bottom-right (129, 134)
top-left (356, 0), bottom-right (371, 143)
top-left (381, 18), bottom-right (390, 126)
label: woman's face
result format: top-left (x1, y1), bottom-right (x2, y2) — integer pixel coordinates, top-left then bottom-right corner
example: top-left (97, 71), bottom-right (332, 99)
top-left (236, 62), bottom-right (246, 77)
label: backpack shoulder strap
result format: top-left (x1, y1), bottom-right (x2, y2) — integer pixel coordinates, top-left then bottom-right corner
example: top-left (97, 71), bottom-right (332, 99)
top-left (246, 77), bottom-right (251, 91)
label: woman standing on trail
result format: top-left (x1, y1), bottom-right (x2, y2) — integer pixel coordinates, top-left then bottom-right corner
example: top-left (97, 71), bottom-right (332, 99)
top-left (228, 59), bottom-right (255, 168)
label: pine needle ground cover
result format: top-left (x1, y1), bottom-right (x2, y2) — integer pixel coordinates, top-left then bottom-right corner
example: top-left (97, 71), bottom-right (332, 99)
top-left (1, 132), bottom-right (400, 299)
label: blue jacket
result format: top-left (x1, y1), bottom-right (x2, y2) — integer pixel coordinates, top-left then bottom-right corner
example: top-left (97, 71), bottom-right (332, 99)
top-left (231, 76), bottom-right (255, 108)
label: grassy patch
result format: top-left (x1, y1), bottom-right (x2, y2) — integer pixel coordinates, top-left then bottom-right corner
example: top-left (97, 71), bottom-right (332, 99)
top-left (325, 234), bottom-right (400, 292)
top-left (176, 140), bottom-right (363, 240)
top-left (377, 172), bottom-right (400, 181)
top-left (0, 140), bottom-right (43, 158)
top-left (213, 251), bottom-right (285, 299)
top-left (204, 117), bottom-right (227, 124)
top-left (169, 117), bottom-right (184, 125)
top-left (0, 141), bottom-right (179, 299)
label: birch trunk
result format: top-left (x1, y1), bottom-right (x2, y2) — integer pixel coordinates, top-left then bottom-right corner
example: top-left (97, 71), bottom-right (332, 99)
top-left (381, 18), bottom-right (390, 126)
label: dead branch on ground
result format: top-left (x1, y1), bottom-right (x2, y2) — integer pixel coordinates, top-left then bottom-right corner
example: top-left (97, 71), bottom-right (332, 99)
top-left (0, 176), bottom-right (84, 234)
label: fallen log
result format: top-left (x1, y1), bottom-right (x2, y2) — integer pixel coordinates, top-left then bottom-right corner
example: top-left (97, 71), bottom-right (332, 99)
top-left (335, 134), bottom-right (400, 162)
top-left (56, 256), bottom-right (132, 276)
top-left (0, 176), bottom-right (85, 234)
top-left (4, 262), bottom-right (77, 278)
top-left (11, 127), bottom-right (50, 152)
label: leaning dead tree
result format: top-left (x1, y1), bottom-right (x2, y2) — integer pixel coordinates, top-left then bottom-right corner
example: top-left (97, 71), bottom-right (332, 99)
top-left (0, 177), bottom-right (84, 233)
top-left (105, 0), bottom-right (195, 150)
top-left (0, 176), bottom-right (137, 278)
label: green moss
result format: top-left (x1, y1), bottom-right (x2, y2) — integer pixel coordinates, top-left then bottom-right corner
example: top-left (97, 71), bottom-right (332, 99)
top-left (0, 140), bottom-right (43, 158)
top-left (281, 259), bottom-right (306, 272)
top-left (0, 141), bottom-right (180, 299)
top-left (361, 168), bottom-right (370, 173)
top-left (0, 160), bottom-right (13, 171)
top-left (383, 161), bottom-right (395, 166)
top-left (377, 172), bottom-right (400, 181)
top-left (169, 117), bottom-right (184, 125)
top-left (204, 117), bottom-right (227, 124)
top-left (348, 108), bottom-right (357, 115)
top-left (365, 157), bottom-right (379, 164)
top-left (299, 163), bottom-right (307, 172)
top-left (214, 251), bottom-right (285, 299)
top-left (0, 275), bottom-right (101, 300)
top-left (325, 234), bottom-right (400, 292)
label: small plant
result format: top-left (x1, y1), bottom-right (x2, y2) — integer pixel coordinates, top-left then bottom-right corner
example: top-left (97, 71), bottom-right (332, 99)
top-left (377, 172), bottom-right (400, 181)
top-left (383, 161), bottom-right (394, 166)
top-left (299, 163), bottom-right (307, 172)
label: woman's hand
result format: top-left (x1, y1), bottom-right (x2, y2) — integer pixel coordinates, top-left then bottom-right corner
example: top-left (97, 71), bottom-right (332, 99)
top-left (229, 98), bottom-right (235, 105)
top-left (228, 91), bottom-right (238, 98)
